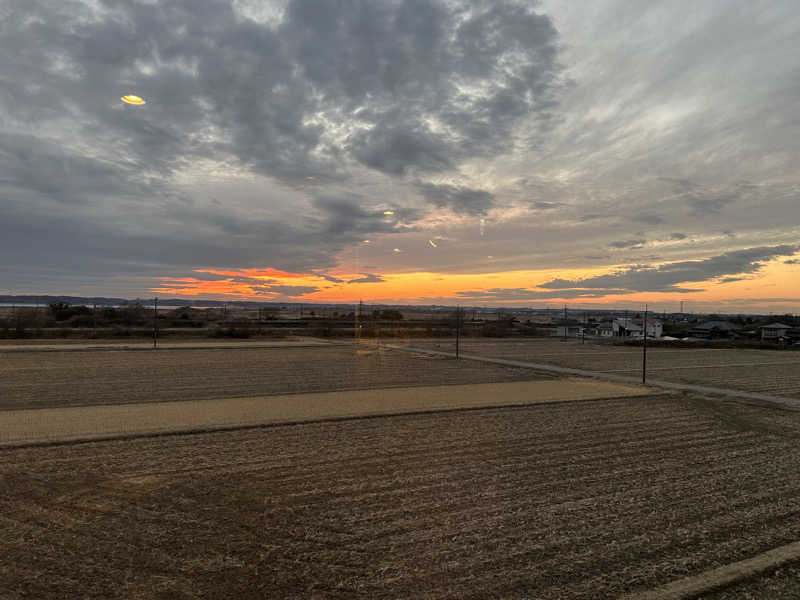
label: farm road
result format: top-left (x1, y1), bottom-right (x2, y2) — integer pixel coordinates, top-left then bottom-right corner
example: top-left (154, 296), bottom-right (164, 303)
top-left (0, 378), bottom-right (649, 446)
top-left (400, 340), bottom-right (800, 406)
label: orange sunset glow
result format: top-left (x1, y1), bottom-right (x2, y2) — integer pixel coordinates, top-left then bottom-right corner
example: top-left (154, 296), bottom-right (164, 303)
top-left (153, 255), bottom-right (800, 312)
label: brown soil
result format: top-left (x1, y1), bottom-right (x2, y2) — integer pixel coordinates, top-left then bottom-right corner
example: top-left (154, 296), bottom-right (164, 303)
top-left (4, 394), bottom-right (800, 598)
top-left (416, 339), bottom-right (800, 399)
top-left (0, 378), bottom-right (649, 445)
top-left (0, 345), bottom-right (554, 411)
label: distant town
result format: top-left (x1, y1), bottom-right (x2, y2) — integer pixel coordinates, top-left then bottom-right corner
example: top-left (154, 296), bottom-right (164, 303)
top-left (1, 294), bottom-right (797, 347)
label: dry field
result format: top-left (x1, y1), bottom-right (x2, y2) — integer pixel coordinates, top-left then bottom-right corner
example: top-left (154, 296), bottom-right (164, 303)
top-left (3, 393), bottom-right (800, 598)
top-left (415, 339), bottom-right (800, 399)
top-left (699, 561), bottom-right (800, 598)
top-left (0, 345), bottom-right (554, 411)
top-left (0, 379), bottom-right (649, 446)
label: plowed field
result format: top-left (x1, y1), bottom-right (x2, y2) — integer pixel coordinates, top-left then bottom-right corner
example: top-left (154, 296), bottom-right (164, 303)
top-left (0, 345), bottom-right (553, 410)
top-left (415, 340), bottom-right (800, 398)
top-left (4, 394), bottom-right (800, 599)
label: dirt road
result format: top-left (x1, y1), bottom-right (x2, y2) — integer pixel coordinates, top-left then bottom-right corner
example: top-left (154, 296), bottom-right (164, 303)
top-left (0, 378), bottom-right (649, 445)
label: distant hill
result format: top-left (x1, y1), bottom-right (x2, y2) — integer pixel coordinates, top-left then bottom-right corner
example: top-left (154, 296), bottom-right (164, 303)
top-left (0, 295), bottom-right (282, 308)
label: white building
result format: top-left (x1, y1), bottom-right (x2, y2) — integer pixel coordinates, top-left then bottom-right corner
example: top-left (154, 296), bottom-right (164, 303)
top-left (596, 322), bottom-right (614, 337)
top-left (760, 322), bottom-right (791, 341)
top-left (613, 318), bottom-right (662, 338)
top-left (555, 325), bottom-right (584, 337)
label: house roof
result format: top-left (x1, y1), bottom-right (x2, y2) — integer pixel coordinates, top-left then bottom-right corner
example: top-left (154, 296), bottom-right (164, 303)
top-left (761, 322), bottom-right (792, 329)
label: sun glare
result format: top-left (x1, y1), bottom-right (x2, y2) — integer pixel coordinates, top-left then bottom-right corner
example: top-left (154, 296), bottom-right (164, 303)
top-left (121, 95), bottom-right (146, 105)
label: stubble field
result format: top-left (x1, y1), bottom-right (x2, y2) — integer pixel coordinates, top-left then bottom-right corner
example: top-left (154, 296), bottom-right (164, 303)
top-left (4, 393), bottom-right (800, 598)
top-left (414, 339), bottom-right (800, 398)
top-left (0, 345), bottom-right (555, 411)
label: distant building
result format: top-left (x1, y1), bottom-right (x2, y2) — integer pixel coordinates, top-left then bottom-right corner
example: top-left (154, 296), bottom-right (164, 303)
top-left (761, 323), bottom-right (791, 341)
top-left (555, 325), bottom-right (584, 337)
top-left (613, 318), bottom-right (662, 339)
top-left (689, 320), bottom-right (739, 339)
top-left (596, 322), bottom-right (614, 337)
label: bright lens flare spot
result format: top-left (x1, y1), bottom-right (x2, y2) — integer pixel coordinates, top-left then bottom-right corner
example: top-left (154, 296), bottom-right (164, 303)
top-left (362, 239), bottom-right (371, 243)
top-left (121, 95), bottom-right (146, 105)
top-left (383, 210), bottom-right (394, 215)
top-left (428, 240), bottom-right (438, 248)
top-left (393, 248), bottom-right (401, 253)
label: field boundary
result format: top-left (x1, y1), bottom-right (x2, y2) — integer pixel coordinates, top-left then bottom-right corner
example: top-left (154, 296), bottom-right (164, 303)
top-left (386, 344), bottom-right (800, 408)
top-left (0, 393), bottom-right (662, 450)
top-left (620, 541), bottom-right (800, 599)
top-left (0, 378), bottom-right (651, 448)
top-left (0, 341), bottom-right (350, 353)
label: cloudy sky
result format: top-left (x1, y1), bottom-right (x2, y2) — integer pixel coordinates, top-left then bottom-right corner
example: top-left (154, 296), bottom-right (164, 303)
top-left (2, 0), bottom-right (799, 312)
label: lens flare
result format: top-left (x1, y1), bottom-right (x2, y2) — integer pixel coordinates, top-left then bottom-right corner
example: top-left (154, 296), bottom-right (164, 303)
top-left (121, 95), bottom-right (146, 105)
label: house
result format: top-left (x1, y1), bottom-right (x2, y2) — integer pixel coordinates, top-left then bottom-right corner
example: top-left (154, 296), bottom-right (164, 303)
top-left (555, 325), bottom-right (584, 337)
top-left (613, 318), bottom-right (662, 338)
top-left (689, 320), bottom-right (739, 339)
top-left (596, 322), bottom-right (614, 337)
top-left (761, 323), bottom-right (791, 341)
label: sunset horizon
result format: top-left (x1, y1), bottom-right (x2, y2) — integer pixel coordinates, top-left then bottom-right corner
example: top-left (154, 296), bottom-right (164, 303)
top-left (2, 0), bottom-right (798, 314)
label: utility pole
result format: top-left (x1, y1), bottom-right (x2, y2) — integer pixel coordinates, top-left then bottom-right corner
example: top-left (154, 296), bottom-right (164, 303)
top-left (642, 304), bottom-right (648, 384)
top-left (582, 309), bottom-right (586, 344)
top-left (563, 304), bottom-right (568, 342)
top-left (153, 296), bottom-right (159, 350)
top-left (354, 299), bottom-right (361, 346)
top-left (455, 305), bottom-right (461, 359)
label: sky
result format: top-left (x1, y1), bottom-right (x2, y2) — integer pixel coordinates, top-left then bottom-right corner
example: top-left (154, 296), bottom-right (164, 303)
top-left (1, 0), bottom-right (799, 313)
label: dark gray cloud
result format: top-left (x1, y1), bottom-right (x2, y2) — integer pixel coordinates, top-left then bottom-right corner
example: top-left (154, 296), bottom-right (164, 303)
top-left (351, 126), bottom-right (454, 175)
top-left (327, 1), bottom-right (563, 175)
top-left (687, 195), bottom-right (736, 216)
top-left (632, 214), bottom-right (664, 225)
top-left (415, 182), bottom-right (495, 215)
top-left (309, 195), bottom-right (419, 239)
top-left (0, 0), bottom-right (564, 294)
top-left (540, 245), bottom-right (798, 293)
top-left (348, 273), bottom-right (385, 284)
top-left (659, 179), bottom-right (753, 217)
top-left (669, 233), bottom-right (687, 240)
top-left (189, 272), bottom-right (237, 282)
top-left (532, 201), bottom-right (564, 210)
top-left (455, 287), bottom-right (631, 300)
top-left (0, 134), bottom-right (160, 205)
top-left (785, 259), bottom-right (799, 265)
top-left (608, 239), bottom-right (646, 249)
top-left (313, 272), bottom-right (345, 284)
top-left (230, 277), bottom-right (279, 285)
top-left (583, 254), bottom-right (611, 260)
